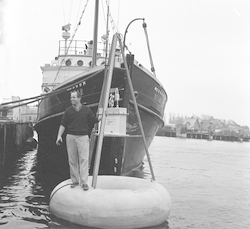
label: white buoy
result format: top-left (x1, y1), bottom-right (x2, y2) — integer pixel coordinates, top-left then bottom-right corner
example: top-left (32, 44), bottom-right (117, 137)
top-left (49, 175), bottom-right (171, 229)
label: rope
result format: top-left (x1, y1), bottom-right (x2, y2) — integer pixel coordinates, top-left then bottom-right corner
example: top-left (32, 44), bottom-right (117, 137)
top-left (116, 0), bottom-right (120, 30)
top-left (101, 0), bottom-right (107, 24)
top-left (53, 0), bottom-right (90, 84)
top-left (54, 0), bottom-right (119, 85)
top-left (1, 94), bottom-right (47, 106)
top-left (104, 0), bottom-right (119, 34)
top-left (74, 0), bottom-right (83, 32)
top-left (61, 0), bottom-right (66, 24)
top-left (0, 68), bottom-right (104, 111)
top-left (68, 0), bottom-right (74, 23)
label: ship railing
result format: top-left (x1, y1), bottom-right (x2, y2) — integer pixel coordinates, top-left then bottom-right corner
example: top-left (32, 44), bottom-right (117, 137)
top-left (58, 40), bottom-right (111, 57)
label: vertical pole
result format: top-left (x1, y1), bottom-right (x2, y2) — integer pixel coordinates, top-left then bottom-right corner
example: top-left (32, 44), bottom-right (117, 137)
top-left (89, 4), bottom-right (110, 167)
top-left (104, 2), bottom-right (109, 66)
top-left (89, 64), bottom-right (109, 166)
top-left (65, 40), bottom-right (67, 55)
top-left (92, 0), bottom-right (99, 67)
top-left (92, 35), bottom-right (118, 188)
top-left (117, 35), bottom-right (155, 181)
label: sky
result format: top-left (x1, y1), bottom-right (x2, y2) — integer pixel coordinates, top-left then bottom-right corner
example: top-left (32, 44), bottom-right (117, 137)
top-left (0, 0), bottom-right (250, 126)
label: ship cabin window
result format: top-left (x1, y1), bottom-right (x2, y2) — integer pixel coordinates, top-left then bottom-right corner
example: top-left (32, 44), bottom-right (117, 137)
top-left (77, 60), bottom-right (84, 66)
top-left (66, 59), bottom-right (71, 66)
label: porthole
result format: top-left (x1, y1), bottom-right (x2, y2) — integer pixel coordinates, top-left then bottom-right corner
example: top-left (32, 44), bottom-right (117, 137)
top-left (65, 59), bottom-right (71, 66)
top-left (77, 60), bottom-right (83, 66)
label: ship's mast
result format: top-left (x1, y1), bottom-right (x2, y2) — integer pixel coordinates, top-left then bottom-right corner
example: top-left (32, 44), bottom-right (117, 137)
top-left (91, 0), bottom-right (99, 67)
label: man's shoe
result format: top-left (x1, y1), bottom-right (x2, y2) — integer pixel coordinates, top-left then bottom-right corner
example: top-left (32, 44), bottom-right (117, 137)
top-left (70, 182), bottom-right (79, 188)
top-left (82, 183), bottom-right (89, 191)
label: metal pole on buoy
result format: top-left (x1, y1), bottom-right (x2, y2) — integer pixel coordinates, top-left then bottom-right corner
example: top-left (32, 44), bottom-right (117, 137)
top-left (117, 34), bottom-right (156, 181)
top-left (92, 34), bottom-right (118, 188)
top-left (92, 32), bottom-right (156, 185)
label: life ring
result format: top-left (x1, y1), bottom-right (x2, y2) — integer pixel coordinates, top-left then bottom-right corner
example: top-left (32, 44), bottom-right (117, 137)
top-left (49, 175), bottom-right (171, 229)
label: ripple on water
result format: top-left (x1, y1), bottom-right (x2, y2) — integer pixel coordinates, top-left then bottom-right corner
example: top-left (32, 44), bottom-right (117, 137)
top-left (1, 137), bottom-right (250, 228)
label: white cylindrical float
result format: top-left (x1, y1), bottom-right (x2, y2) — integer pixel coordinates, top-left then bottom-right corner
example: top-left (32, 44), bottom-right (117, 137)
top-left (49, 175), bottom-right (171, 229)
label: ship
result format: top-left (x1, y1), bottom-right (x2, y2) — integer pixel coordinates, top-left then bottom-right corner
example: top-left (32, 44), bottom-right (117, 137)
top-left (34, 0), bottom-right (167, 178)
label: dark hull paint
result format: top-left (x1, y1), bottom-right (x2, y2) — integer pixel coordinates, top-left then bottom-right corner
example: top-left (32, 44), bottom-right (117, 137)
top-left (34, 64), bottom-right (167, 178)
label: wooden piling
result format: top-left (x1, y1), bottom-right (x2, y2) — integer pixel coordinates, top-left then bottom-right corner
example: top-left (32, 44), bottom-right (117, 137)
top-left (0, 121), bottom-right (34, 164)
top-left (1, 124), bottom-right (7, 165)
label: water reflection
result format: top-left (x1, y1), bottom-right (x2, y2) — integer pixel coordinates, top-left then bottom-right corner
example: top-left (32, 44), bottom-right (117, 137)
top-left (0, 149), bottom-right (50, 228)
top-left (2, 137), bottom-right (250, 228)
top-left (0, 146), bottom-right (169, 229)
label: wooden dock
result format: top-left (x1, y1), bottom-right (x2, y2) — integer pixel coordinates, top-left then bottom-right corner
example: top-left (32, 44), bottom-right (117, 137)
top-left (0, 121), bottom-right (34, 164)
top-left (156, 129), bottom-right (250, 142)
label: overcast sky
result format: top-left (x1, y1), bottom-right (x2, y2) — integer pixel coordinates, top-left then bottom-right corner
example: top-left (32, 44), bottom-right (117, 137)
top-left (0, 0), bottom-right (250, 126)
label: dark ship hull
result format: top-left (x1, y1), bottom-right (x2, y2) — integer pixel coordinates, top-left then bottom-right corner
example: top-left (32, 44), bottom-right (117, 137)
top-left (34, 62), bottom-right (167, 179)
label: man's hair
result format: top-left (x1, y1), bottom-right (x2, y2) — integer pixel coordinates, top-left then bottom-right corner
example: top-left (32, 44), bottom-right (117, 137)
top-left (70, 90), bottom-right (82, 98)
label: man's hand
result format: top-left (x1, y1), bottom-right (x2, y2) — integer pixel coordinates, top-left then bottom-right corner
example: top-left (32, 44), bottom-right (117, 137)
top-left (56, 136), bottom-right (63, 145)
top-left (56, 125), bottom-right (65, 145)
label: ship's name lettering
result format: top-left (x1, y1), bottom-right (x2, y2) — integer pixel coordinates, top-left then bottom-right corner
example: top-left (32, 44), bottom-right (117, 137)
top-left (154, 87), bottom-right (165, 98)
top-left (67, 81), bottom-right (86, 92)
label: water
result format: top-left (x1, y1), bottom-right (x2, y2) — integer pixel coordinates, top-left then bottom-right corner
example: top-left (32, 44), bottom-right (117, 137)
top-left (1, 137), bottom-right (250, 229)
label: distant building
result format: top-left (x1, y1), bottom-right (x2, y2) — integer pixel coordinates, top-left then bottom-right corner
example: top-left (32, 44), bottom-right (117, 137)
top-left (183, 117), bottom-right (200, 132)
top-left (200, 119), bottom-right (215, 135)
top-left (158, 113), bottom-right (250, 141)
top-left (0, 96), bottom-right (37, 123)
top-left (176, 124), bottom-right (187, 138)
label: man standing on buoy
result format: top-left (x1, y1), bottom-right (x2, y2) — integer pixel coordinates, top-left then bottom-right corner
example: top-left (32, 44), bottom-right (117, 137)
top-left (56, 90), bottom-right (100, 191)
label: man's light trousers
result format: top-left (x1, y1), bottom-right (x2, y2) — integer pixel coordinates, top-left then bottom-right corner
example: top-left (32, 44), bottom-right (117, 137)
top-left (66, 134), bottom-right (89, 185)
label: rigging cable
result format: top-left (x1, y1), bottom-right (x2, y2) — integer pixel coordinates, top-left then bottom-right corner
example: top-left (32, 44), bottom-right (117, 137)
top-left (61, 0), bottom-right (66, 24)
top-left (0, 68), bottom-right (104, 111)
top-left (104, 0), bottom-right (119, 34)
top-left (68, 0), bottom-right (74, 23)
top-left (53, 0), bottom-right (90, 85)
top-left (74, 0), bottom-right (83, 32)
top-left (101, 0), bottom-right (107, 26)
top-left (116, 0), bottom-right (120, 30)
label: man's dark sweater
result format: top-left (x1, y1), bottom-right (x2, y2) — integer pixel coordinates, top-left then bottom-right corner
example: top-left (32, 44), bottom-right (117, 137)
top-left (61, 105), bottom-right (98, 136)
